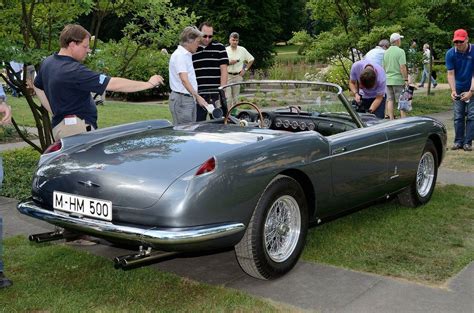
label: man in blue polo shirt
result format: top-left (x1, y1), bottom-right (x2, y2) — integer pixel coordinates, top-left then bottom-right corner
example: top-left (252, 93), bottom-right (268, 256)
top-left (34, 24), bottom-right (164, 140)
top-left (446, 29), bottom-right (474, 152)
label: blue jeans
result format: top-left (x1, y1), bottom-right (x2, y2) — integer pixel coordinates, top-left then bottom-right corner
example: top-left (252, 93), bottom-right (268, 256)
top-left (453, 98), bottom-right (474, 146)
top-left (419, 65), bottom-right (437, 86)
top-left (359, 96), bottom-right (386, 119)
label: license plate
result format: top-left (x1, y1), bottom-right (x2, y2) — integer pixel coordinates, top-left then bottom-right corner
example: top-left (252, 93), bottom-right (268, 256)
top-left (53, 191), bottom-right (112, 221)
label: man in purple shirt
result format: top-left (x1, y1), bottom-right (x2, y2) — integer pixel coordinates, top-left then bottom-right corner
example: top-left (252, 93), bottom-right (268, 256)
top-left (349, 60), bottom-right (386, 119)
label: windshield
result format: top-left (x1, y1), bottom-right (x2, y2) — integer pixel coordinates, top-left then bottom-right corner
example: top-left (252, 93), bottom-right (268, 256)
top-left (218, 80), bottom-right (363, 128)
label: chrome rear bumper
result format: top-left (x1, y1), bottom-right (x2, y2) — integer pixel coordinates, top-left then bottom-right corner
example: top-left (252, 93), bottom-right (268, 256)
top-left (17, 199), bottom-right (245, 246)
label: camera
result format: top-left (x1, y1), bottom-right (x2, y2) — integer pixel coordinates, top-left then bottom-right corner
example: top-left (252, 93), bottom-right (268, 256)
top-left (454, 95), bottom-right (461, 100)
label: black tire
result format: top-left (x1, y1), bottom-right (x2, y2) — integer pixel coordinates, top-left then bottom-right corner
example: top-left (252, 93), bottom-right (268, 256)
top-left (235, 175), bottom-right (308, 280)
top-left (398, 139), bottom-right (438, 207)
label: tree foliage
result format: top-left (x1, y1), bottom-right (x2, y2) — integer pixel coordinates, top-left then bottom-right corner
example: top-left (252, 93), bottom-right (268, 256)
top-left (297, 0), bottom-right (470, 83)
top-left (173, 0), bottom-right (306, 68)
top-left (0, 0), bottom-right (93, 152)
top-left (0, 0), bottom-right (193, 151)
top-left (96, 1), bottom-right (195, 77)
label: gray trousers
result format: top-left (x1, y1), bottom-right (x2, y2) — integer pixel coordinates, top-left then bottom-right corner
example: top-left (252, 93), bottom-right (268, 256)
top-left (169, 91), bottom-right (196, 125)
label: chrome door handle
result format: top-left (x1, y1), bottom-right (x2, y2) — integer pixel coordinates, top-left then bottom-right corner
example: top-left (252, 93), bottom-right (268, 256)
top-left (332, 147), bottom-right (347, 155)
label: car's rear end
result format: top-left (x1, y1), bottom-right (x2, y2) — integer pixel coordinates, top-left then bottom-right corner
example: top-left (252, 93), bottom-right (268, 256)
top-left (18, 121), bottom-right (289, 251)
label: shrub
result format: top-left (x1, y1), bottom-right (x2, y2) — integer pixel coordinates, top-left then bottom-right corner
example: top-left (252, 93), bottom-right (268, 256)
top-left (431, 64), bottom-right (447, 83)
top-left (252, 61), bottom-right (322, 81)
top-left (86, 38), bottom-right (170, 100)
top-left (1, 147), bottom-right (40, 200)
top-left (322, 61), bottom-right (351, 90)
top-left (0, 126), bottom-right (36, 143)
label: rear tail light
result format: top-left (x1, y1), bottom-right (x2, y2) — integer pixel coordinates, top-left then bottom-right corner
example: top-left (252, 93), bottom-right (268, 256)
top-left (43, 141), bottom-right (62, 154)
top-left (195, 157), bottom-right (216, 176)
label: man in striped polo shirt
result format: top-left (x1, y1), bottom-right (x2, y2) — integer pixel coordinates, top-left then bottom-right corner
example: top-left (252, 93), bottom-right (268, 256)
top-left (192, 22), bottom-right (229, 121)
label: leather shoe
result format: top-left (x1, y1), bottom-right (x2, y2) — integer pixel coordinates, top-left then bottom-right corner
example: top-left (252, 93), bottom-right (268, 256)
top-left (451, 143), bottom-right (463, 150)
top-left (0, 272), bottom-right (13, 288)
top-left (463, 144), bottom-right (472, 151)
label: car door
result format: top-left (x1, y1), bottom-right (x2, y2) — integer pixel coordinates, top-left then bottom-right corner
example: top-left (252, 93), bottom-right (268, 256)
top-left (327, 126), bottom-right (389, 212)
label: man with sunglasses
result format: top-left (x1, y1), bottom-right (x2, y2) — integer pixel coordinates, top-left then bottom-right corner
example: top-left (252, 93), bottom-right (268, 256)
top-left (192, 22), bottom-right (229, 121)
top-left (446, 29), bottom-right (474, 152)
top-left (34, 24), bottom-right (164, 140)
top-left (349, 59), bottom-right (386, 119)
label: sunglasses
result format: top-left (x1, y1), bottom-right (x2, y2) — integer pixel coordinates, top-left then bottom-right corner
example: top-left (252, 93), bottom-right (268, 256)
top-left (203, 35), bottom-right (213, 39)
top-left (454, 40), bottom-right (465, 44)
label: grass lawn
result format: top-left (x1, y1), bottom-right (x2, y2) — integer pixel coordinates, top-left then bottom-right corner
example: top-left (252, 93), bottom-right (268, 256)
top-left (274, 45), bottom-right (300, 54)
top-left (303, 185), bottom-right (474, 285)
top-left (0, 237), bottom-right (286, 312)
top-left (6, 96), bottom-right (172, 128)
top-left (273, 45), bottom-right (306, 63)
top-left (411, 89), bottom-right (452, 115)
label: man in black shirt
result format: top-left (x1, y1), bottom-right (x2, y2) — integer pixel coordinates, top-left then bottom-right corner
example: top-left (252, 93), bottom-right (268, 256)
top-left (192, 22), bottom-right (229, 121)
top-left (34, 24), bottom-right (164, 140)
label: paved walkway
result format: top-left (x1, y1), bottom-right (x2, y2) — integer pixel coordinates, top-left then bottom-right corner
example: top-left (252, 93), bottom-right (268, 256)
top-left (1, 107), bottom-right (473, 312)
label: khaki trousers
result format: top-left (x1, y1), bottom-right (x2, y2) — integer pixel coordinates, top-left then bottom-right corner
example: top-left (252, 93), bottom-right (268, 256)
top-left (53, 116), bottom-right (92, 140)
top-left (225, 74), bottom-right (243, 107)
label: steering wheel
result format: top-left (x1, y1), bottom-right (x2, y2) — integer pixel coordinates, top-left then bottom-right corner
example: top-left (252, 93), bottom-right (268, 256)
top-left (224, 101), bottom-right (264, 128)
top-left (288, 105), bottom-right (301, 114)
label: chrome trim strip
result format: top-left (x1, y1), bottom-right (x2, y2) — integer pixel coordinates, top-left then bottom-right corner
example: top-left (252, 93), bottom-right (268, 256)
top-left (18, 200), bottom-right (245, 245)
top-left (328, 133), bottom-right (423, 158)
top-left (330, 140), bottom-right (388, 157)
top-left (388, 133), bottom-right (422, 142)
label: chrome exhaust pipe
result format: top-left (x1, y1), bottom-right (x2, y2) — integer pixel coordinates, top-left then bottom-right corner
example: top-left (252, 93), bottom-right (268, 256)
top-left (113, 246), bottom-right (178, 269)
top-left (28, 230), bottom-right (64, 243)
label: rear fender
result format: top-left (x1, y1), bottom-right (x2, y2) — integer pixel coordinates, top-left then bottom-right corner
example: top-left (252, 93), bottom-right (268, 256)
top-left (40, 120), bottom-right (173, 166)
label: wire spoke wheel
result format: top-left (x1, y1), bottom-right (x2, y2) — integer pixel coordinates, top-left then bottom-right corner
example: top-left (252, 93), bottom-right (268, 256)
top-left (416, 151), bottom-right (435, 197)
top-left (235, 175), bottom-right (308, 280)
top-left (398, 139), bottom-right (438, 207)
top-left (264, 195), bottom-right (301, 263)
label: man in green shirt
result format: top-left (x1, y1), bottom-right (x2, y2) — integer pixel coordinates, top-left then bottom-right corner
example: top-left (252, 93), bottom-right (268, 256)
top-left (383, 33), bottom-right (409, 119)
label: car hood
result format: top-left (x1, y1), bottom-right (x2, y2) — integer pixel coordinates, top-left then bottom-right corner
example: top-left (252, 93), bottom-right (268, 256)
top-left (35, 124), bottom-right (281, 210)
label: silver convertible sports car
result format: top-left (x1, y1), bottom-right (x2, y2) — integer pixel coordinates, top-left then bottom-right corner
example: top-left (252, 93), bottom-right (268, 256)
top-left (18, 81), bottom-right (447, 280)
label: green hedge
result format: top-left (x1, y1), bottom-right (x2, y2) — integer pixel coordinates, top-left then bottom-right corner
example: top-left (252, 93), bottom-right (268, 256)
top-left (1, 147), bottom-right (40, 200)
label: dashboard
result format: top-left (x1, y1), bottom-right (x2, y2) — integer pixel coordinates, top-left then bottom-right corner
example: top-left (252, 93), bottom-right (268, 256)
top-left (236, 110), bottom-right (358, 136)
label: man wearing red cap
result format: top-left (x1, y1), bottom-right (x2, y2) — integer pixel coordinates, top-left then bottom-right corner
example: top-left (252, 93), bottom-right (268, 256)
top-left (445, 29), bottom-right (474, 152)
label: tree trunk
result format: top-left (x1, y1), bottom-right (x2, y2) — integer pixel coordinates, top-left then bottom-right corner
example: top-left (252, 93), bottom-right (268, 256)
top-left (1, 67), bottom-right (54, 153)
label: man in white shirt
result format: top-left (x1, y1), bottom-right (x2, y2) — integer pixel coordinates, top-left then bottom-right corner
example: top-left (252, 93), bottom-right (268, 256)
top-left (225, 32), bottom-right (254, 106)
top-left (169, 27), bottom-right (208, 125)
top-left (364, 39), bottom-right (390, 67)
